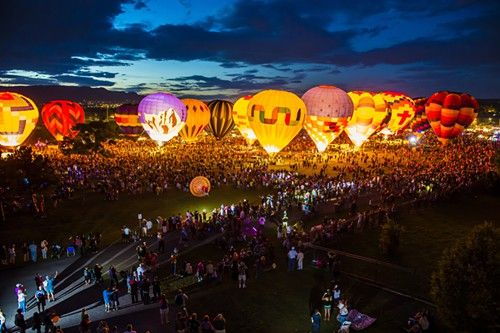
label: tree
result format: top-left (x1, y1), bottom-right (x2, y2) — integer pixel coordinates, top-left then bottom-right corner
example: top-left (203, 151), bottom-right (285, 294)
top-left (431, 222), bottom-right (499, 332)
top-left (379, 218), bottom-right (403, 256)
top-left (61, 120), bottom-right (119, 155)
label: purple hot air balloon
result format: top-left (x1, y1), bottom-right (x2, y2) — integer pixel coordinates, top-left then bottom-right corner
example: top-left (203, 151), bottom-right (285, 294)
top-left (138, 92), bottom-right (187, 144)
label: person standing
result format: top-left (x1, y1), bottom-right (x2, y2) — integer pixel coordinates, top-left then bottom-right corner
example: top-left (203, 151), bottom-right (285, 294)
top-left (41, 240), bottom-right (49, 260)
top-left (44, 271), bottom-right (58, 302)
top-left (141, 278), bottom-right (150, 305)
top-left (102, 288), bottom-right (111, 313)
top-left (287, 247), bottom-right (297, 272)
top-left (129, 276), bottom-right (138, 304)
top-left (22, 242), bottom-right (29, 263)
top-left (152, 276), bottom-right (161, 301)
top-left (187, 313), bottom-right (200, 333)
top-left (311, 308), bottom-right (321, 333)
top-left (14, 309), bottom-right (26, 333)
top-left (32, 312), bottom-right (42, 333)
top-left (35, 286), bottom-right (47, 312)
top-left (0, 308), bottom-right (6, 333)
top-left (212, 314), bottom-right (226, 333)
top-left (238, 261), bottom-right (247, 289)
top-left (29, 242), bottom-right (37, 263)
top-left (159, 294), bottom-right (169, 325)
top-left (8, 244), bottom-right (16, 264)
top-left (297, 249), bottom-right (304, 270)
top-left (321, 289), bottom-right (333, 321)
top-left (17, 288), bottom-right (27, 313)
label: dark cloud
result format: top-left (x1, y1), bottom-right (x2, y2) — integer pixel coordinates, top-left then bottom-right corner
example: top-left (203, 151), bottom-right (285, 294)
top-left (54, 75), bottom-right (115, 87)
top-left (134, 0), bottom-right (147, 10)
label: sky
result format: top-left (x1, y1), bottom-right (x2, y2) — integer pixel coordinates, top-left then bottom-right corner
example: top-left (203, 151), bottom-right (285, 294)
top-left (1, 0), bottom-right (499, 99)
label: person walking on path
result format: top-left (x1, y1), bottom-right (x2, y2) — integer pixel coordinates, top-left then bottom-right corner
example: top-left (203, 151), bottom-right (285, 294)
top-left (311, 308), bottom-right (321, 333)
top-left (29, 242), bottom-right (37, 263)
top-left (35, 286), bottom-right (47, 312)
top-left (44, 271), bottom-right (58, 302)
top-left (159, 294), bottom-right (169, 325)
top-left (287, 247), bottom-right (297, 271)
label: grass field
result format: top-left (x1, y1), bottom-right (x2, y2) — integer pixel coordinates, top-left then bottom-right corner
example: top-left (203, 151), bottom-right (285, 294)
top-left (1, 186), bottom-right (268, 245)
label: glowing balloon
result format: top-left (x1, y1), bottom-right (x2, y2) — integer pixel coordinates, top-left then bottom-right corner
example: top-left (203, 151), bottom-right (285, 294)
top-left (0, 92), bottom-right (39, 147)
top-left (302, 85), bottom-right (354, 152)
top-left (232, 95), bottom-right (257, 145)
top-left (380, 92), bottom-right (415, 135)
top-left (138, 92), bottom-right (187, 145)
top-left (248, 89), bottom-right (306, 154)
top-left (345, 91), bottom-right (388, 147)
top-left (41, 100), bottom-right (85, 141)
top-left (114, 104), bottom-right (142, 136)
top-left (425, 91), bottom-right (479, 145)
top-left (189, 176), bottom-right (211, 197)
top-left (409, 97), bottom-right (431, 137)
top-left (207, 100), bottom-right (234, 140)
top-left (179, 99), bottom-right (211, 143)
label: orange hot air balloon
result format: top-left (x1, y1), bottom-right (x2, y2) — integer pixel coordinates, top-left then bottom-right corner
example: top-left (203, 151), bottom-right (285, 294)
top-left (189, 176), bottom-right (211, 197)
top-left (425, 91), bottom-right (479, 145)
top-left (302, 85), bottom-right (353, 152)
top-left (42, 100), bottom-right (85, 141)
top-left (0, 92), bottom-right (39, 147)
top-left (345, 91), bottom-right (388, 147)
top-left (114, 104), bottom-right (142, 136)
top-left (232, 95), bottom-right (257, 145)
top-left (408, 97), bottom-right (431, 138)
top-left (380, 92), bottom-right (415, 135)
top-left (179, 99), bottom-right (211, 143)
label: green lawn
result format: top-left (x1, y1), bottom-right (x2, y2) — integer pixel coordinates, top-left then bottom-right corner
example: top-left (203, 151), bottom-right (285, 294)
top-left (1, 186), bottom-right (268, 245)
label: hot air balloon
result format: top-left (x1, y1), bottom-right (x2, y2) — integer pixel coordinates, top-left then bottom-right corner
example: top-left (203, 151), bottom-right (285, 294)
top-left (302, 85), bottom-right (353, 152)
top-left (380, 92), bottom-right (415, 135)
top-left (41, 100), bottom-right (85, 141)
top-left (0, 92), bottom-right (39, 147)
top-left (232, 95), bottom-right (257, 145)
top-left (425, 91), bottom-right (479, 145)
top-left (248, 89), bottom-right (306, 154)
top-left (138, 92), bottom-right (187, 145)
top-left (114, 104), bottom-right (142, 136)
top-left (207, 100), bottom-right (234, 140)
top-left (408, 97), bottom-right (431, 138)
top-left (179, 99), bottom-right (211, 143)
top-left (189, 176), bottom-right (211, 197)
top-left (345, 92), bottom-right (388, 147)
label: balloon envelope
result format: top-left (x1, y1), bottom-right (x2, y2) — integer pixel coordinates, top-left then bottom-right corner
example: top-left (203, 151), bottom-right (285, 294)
top-left (232, 95), bottom-right (256, 145)
top-left (380, 92), bottom-right (415, 135)
top-left (138, 92), bottom-right (187, 144)
top-left (114, 104), bottom-right (142, 136)
top-left (179, 99), bottom-right (211, 143)
top-left (345, 91), bottom-right (388, 147)
top-left (207, 100), bottom-right (234, 140)
top-left (42, 100), bottom-right (85, 141)
top-left (425, 91), bottom-right (479, 144)
top-left (409, 97), bottom-right (431, 136)
top-left (302, 85), bottom-right (353, 152)
top-left (248, 89), bottom-right (306, 154)
top-left (0, 92), bottom-right (39, 147)
top-left (189, 176), bottom-right (211, 197)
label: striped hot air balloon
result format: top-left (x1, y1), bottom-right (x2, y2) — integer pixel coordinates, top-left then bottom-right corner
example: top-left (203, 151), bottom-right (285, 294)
top-left (179, 99), bottom-right (211, 143)
top-left (0, 92), bottom-right (39, 147)
top-left (41, 100), bottom-right (85, 141)
top-left (232, 95), bottom-right (256, 145)
top-left (114, 104), bottom-right (142, 136)
top-left (408, 97), bottom-right (431, 137)
top-left (206, 100), bottom-right (234, 140)
top-left (425, 91), bottom-right (479, 145)
top-left (302, 85), bottom-right (353, 152)
top-left (345, 91), bottom-right (388, 147)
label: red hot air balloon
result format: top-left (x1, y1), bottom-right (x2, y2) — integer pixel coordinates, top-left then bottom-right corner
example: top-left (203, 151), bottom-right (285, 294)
top-left (42, 100), bottom-right (85, 141)
top-left (425, 91), bottom-right (479, 144)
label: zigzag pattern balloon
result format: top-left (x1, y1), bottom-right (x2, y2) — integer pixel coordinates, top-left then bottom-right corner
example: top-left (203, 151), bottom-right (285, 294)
top-left (42, 100), bottom-right (85, 141)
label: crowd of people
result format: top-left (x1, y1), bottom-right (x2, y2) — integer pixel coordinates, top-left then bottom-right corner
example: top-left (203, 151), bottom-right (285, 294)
top-left (0, 130), bottom-right (497, 332)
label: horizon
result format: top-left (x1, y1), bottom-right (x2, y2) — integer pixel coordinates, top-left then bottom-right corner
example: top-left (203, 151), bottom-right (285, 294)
top-left (1, 0), bottom-right (499, 99)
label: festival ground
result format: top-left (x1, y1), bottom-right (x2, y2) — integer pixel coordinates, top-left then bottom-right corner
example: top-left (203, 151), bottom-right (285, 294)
top-left (0, 184), bottom-right (497, 332)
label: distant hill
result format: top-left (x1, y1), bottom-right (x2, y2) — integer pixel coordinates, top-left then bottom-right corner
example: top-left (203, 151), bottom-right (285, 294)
top-left (0, 85), bottom-right (141, 106)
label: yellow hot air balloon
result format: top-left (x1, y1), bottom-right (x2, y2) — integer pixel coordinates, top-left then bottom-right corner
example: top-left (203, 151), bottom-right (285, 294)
top-left (380, 92), bottom-right (415, 135)
top-left (0, 92), bottom-right (39, 147)
top-left (345, 91), bottom-right (388, 147)
top-left (247, 89), bottom-right (306, 155)
top-left (232, 95), bottom-right (256, 145)
top-left (302, 85), bottom-right (354, 152)
top-left (179, 99), bottom-right (211, 143)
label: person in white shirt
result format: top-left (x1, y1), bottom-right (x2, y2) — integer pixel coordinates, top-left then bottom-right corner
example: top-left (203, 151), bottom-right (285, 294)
top-left (297, 250), bottom-right (304, 270)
